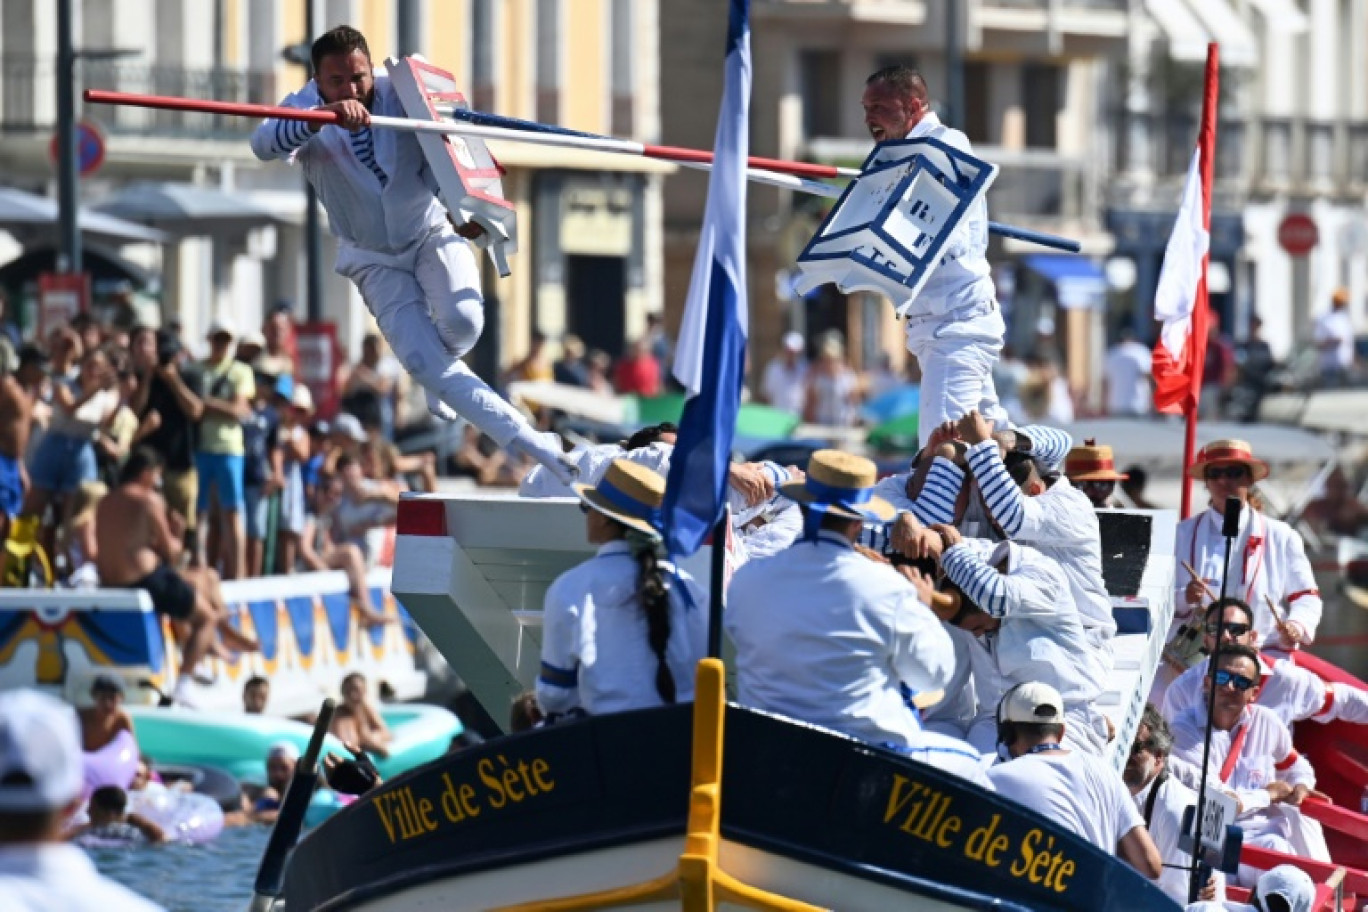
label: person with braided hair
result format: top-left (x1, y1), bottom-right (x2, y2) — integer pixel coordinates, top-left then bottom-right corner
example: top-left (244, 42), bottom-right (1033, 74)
top-left (535, 459), bottom-right (707, 718)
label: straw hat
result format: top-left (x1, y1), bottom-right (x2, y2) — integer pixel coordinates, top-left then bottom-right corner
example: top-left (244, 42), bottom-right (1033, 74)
top-left (779, 449), bottom-right (895, 524)
top-left (1064, 439), bottom-right (1129, 482)
top-left (574, 458), bottom-right (666, 539)
top-left (1186, 438), bottom-right (1269, 482)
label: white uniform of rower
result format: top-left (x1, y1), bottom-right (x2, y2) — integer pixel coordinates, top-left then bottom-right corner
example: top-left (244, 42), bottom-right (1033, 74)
top-left (939, 537), bottom-right (1109, 755)
top-left (726, 450), bottom-right (989, 786)
top-left (1175, 440), bottom-right (1321, 650)
top-left (249, 27), bottom-right (572, 482)
top-left (536, 460), bottom-right (707, 717)
top-left (859, 67), bottom-right (1007, 447)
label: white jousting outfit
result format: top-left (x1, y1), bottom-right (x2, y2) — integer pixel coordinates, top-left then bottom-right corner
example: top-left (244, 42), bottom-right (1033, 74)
top-left (940, 539), bottom-right (1109, 754)
top-left (963, 437), bottom-right (1117, 674)
top-left (250, 76), bottom-right (565, 475)
top-left (1169, 703), bottom-right (1317, 855)
top-left (894, 113), bottom-right (1008, 446)
top-left (536, 540), bottom-right (708, 716)
top-left (1174, 504), bottom-right (1322, 648)
top-left (1133, 771), bottom-right (1227, 906)
top-left (726, 532), bottom-right (990, 784)
top-left (1162, 653), bottom-right (1368, 729)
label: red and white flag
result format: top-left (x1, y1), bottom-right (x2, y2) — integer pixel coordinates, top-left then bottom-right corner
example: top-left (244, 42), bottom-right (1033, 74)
top-left (1151, 147), bottom-right (1212, 415)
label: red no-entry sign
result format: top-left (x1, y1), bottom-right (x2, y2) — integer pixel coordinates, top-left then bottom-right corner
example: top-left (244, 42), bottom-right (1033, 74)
top-left (1278, 213), bottom-right (1319, 257)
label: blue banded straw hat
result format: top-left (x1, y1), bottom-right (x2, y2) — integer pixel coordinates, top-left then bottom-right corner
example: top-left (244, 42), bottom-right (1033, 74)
top-left (779, 449), bottom-right (896, 540)
top-left (573, 459), bottom-right (666, 540)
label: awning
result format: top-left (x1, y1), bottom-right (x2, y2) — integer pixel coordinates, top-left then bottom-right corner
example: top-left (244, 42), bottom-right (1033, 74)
top-left (1021, 254), bottom-right (1108, 309)
top-left (1246, 0), bottom-right (1308, 32)
top-left (0, 187), bottom-right (168, 245)
top-left (93, 182), bottom-right (278, 234)
top-left (1144, 0), bottom-right (1257, 67)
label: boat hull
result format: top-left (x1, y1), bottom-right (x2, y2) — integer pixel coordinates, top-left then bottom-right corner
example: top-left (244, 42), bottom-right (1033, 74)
top-left (284, 704), bottom-right (1177, 911)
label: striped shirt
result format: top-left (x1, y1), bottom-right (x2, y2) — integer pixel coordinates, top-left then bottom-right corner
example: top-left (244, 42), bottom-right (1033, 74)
top-left (261, 116), bottom-right (314, 158)
top-left (862, 457), bottom-right (964, 552)
top-left (350, 127), bottom-right (388, 185)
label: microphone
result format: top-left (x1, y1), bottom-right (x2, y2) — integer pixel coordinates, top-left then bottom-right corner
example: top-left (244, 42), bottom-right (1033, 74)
top-left (1221, 496), bottom-right (1242, 539)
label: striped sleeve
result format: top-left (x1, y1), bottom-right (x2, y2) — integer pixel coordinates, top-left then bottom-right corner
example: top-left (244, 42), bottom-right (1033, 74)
top-left (910, 457), bottom-right (964, 526)
top-left (1019, 426), bottom-right (1072, 472)
top-left (965, 440), bottom-right (1027, 538)
top-left (252, 113), bottom-right (315, 160)
top-left (940, 542), bottom-right (1009, 617)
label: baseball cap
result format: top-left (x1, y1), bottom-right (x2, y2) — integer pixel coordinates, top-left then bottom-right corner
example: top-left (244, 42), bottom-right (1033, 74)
top-left (239, 330), bottom-right (267, 349)
top-left (997, 681), bottom-right (1065, 725)
top-left (1254, 865), bottom-right (1315, 912)
top-left (0, 689), bottom-right (84, 811)
top-left (207, 316), bottom-right (237, 339)
top-left (291, 383), bottom-right (315, 414)
top-left (332, 413), bottom-right (368, 444)
top-left (782, 331), bottom-right (804, 353)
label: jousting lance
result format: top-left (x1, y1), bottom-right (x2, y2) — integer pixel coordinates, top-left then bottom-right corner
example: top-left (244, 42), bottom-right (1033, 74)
top-left (84, 88), bottom-right (1081, 253)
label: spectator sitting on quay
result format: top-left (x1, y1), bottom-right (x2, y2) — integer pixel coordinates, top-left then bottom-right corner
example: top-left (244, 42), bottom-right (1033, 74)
top-left (553, 335), bottom-right (589, 387)
top-left (584, 349), bottom-right (614, 395)
top-left (297, 470), bottom-right (394, 629)
top-left (613, 338), bottom-right (661, 397)
top-left (332, 453), bottom-right (401, 567)
top-left (55, 481), bottom-right (104, 588)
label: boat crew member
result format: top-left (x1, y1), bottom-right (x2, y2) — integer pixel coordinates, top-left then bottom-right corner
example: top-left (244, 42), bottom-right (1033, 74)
top-left (986, 682), bottom-right (1163, 878)
top-left (250, 26), bottom-right (575, 484)
top-left (936, 529), bottom-right (1110, 754)
top-left (859, 66), bottom-right (1006, 448)
top-left (1064, 439), bottom-right (1129, 510)
top-left (1175, 440), bottom-right (1321, 651)
top-left (1186, 863), bottom-right (1315, 912)
top-left (1163, 598), bottom-right (1368, 729)
top-left (536, 460), bottom-right (708, 717)
top-left (725, 450), bottom-right (990, 786)
top-left (1124, 705), bottom-right (1224, 906)
top-left (1168, 645), bottom-right (1326, 874)
top-left (0, 689), bottom-right (166, 911)
top-left (954, 411), bottom-right (1117, 672)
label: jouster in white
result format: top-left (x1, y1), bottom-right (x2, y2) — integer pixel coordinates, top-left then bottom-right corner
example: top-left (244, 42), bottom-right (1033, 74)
top-left (1164, 653), bottom-right (1368, 729)
top-left (250, 27), bottom-right (571, 482)
top-left (938, 537), bottom-right (1109, 755)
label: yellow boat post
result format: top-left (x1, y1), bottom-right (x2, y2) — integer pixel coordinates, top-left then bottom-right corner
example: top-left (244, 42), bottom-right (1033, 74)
top-left (489, 658), bottom-right (827, 912)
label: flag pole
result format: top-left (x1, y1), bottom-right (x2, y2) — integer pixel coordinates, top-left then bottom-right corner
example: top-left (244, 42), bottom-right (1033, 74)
top-left (1179, 44), bottom-right (1219, 520)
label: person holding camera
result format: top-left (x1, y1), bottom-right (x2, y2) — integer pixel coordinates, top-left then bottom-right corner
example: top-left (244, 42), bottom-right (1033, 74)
top-left (130, 326), bottom-right (205, 554)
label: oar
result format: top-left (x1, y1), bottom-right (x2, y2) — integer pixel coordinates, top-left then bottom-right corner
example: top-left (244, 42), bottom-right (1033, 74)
top-left (83, 88), bottom-right (1082, 252)
top-left (247, 698), bottom-right (336, 912)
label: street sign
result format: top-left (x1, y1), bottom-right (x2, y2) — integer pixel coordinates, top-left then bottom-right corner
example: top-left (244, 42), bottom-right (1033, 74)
top-left (295, 322), bottom-right (341, 419)
top-left (1278, 213), bottom-right (1319, 257)
top-left (48, 121), bottom-right (106, 176)
top-left (37, 272), bottom-right (89, 337)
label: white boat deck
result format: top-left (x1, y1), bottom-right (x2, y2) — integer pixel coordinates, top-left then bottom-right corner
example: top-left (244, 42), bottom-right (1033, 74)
top-left (392, 493), bottom-right (1175, 774)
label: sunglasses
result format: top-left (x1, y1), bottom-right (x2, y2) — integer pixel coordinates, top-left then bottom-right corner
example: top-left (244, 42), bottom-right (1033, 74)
top-left (1205, 466), bottom-right (1251, 481)
top-left (1204, 622), bottom-right (1252, 637)
top-left (1213, 669), bottom-right (1257, 692)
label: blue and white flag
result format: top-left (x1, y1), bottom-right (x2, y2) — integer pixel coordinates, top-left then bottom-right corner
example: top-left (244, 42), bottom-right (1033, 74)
top-left (662, 0), bottom-right (751, 559)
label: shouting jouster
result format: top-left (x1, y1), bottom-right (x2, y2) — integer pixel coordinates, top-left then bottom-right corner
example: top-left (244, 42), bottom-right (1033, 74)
top-left (249, 26), bottom-right (576, 483)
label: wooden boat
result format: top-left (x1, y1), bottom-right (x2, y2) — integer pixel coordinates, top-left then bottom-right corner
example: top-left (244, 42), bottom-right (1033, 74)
top-left (276, 492), bottom-right (1181, 910)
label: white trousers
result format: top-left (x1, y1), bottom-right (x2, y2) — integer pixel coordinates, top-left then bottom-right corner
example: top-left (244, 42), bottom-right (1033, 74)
top-left (904, 299), bottom-right (1009, 447)
top-left (338, 229), bottom-right (531, 448)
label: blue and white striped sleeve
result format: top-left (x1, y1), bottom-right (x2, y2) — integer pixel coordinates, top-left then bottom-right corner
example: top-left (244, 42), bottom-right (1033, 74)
top-left (910, 457), bottom-right (964, 526)
top-left (535, 579), bottom-right (582, 715)
top-left (965, 439), bottom-right (1032, 538)
top-left (1019, 426), bottom-right (1072, 473)
top-left (250, 85), bottom-right (323, 162)
top-left (940, 541), bottom-right (1009, 617)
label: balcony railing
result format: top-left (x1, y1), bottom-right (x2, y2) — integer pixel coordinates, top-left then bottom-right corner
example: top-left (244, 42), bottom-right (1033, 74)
top-left (1, 58), bottom-right (283, 140)
top-left (1115, 109), bottom-right (1368, 196)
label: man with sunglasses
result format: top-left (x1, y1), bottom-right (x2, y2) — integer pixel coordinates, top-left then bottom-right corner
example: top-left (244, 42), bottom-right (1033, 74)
top-left (1175, 440), bottom-right (1321, 653)
top-left (1161, 598), bottom-right (1368, 728)
top-left (1169, 644), bottom-right (1322, 869)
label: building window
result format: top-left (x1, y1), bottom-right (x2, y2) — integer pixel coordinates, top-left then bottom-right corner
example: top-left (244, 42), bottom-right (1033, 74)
top-left (610, 0), bottom-right (634, 135)
top-left (536, 0), bottom-right (561, 124)
top-left (471, 0), bottom-right (496, 112)
top-left (799, 50), bottom-right (841, 139)
top-left (1023, 63), bottom-right (1060, 149)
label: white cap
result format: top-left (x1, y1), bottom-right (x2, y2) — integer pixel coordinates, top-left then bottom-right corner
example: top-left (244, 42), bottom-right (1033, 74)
top-left (207, 316), bottom-right (237, 339)
top-left (1254, 865), bottom-right (1315, 912)
top-left (332, 412), bottom-right (368, 444)
top-left (267, 741), bottom-right (300, 763)
top-left (997, 681), bottom-right (1065, 725)
top-left (782, 331), bottom-right (804, 353)
top-left (291, 383), bottom-right (315, 414)
top-left (0, 689), bottom-right (84, 812)
top-left (238, 329), bottom-right (266, 349)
